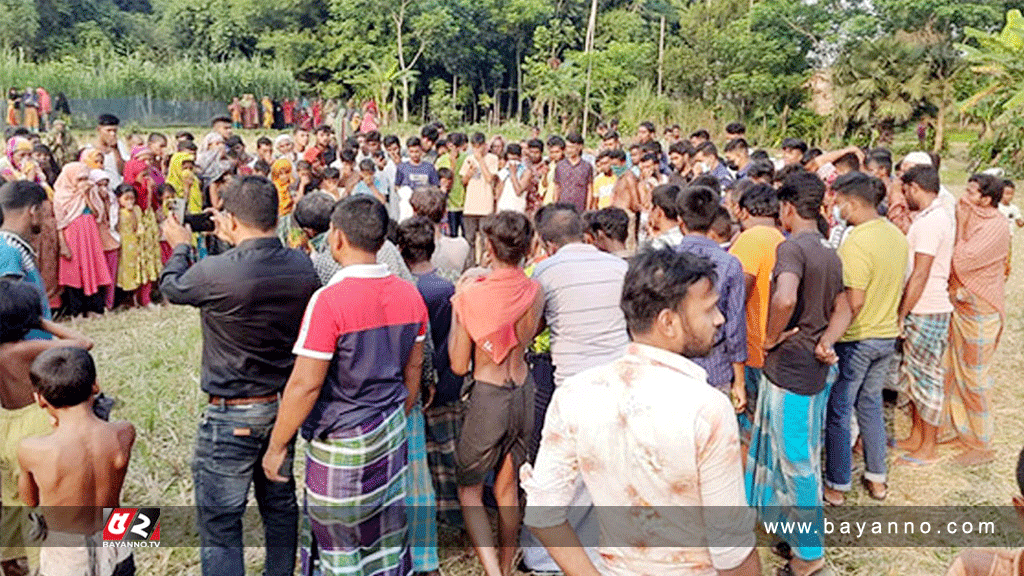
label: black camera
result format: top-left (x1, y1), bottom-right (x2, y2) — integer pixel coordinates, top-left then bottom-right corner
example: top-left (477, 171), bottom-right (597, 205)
top-left (184, 212), bottom-right (216, 233)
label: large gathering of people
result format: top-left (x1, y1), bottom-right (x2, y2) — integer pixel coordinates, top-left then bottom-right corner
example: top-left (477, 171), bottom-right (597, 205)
top-left (0, 109), bottom-right (1022, 576)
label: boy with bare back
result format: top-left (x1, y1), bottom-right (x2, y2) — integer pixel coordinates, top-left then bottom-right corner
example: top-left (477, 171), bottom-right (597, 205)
top-left (18, 347), bottom-right (136, 576)
top-left (0, 279), bottom-right (93, 576)
top-left (449, 210), bottom-right (545, 576)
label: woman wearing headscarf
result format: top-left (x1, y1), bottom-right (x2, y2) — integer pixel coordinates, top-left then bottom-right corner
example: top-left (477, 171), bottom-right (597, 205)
top-left (45, 120), bottom-right (78, 168)
top-left (32, 144), bottom-right (59, 186)
top-left (262, 96), bottom-right (274, 129)
top-left (122, 147), bottom-right (164, 305)
top-left (89, 169), bottom-right (120, 310)
top-left (166, 151), bottom-right (203, 215)
top-left (79, 147), bottom-right (104, 170)
top-left (54, 162), bottom-right (112, 317)
top-left (271, 157), bottom-right (295, 216)
top-left (1, 137), bottom-right (44, 184)
top-left (360, 100), bottom-right (379, 133)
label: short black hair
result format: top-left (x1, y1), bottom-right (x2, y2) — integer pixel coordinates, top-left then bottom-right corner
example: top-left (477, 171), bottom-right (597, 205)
top-left (293, 192), bottom-right (335, 235)
top-left (832, 171), bottom-right (883, 207)
top-left (652, 184), bottom-right (682, 220)
top-left (331, 195), bottom-right (389, 253)
top-left (322, 166), bottom-right (340, 180)
top-left (211, 115), bottom-right (231, 126)
top-left (256, 136), bottom-right (272, 148)
top-left (696, 141), bottom-right (718, 158)
top-left (253, 160), bottom-right (271, 176)
top-left (725, 122), bottom-right (746, 135)
top-left (383, 134), bottom-right (400, 149)
top-left (834, 152), bottom-right (861, 173)
top-left (750, 149), bottom-right (770, 161)
top-left (641, 152), bottom-right (659, 164)
top-left (747, 160), bottom-right (775, 181)
top-left (175, 131), bottom-right (194, 141)
top-left (566, 132), bottom-right (584, 145)
top-left (482, 211), bottom-right (533, 265)
top-left (449, 132), bottom-right (467, 148)
top-left (724, 138), bottom-right (748, 153)
top-left (410, 187), bottom-right (446, 223)
top-left (602, 131), bottom-right (619, 142)
top-left (397, 215), bottom-right (436, 264)
top-left (0, 180), bottom-right (47, 211)
top-left (547, 135), bottom-right (565, 149)
top-left (148, 132), bottom-right (167, 145)
top-left (535, 202), bottom-right (583, 245)
top-left (179, 141), bottom-right (198, 153)
top-left (437, 167), bottom-right (453, 181)
top-left (1003, 179), bottom-right (1015, 190)
top-left (621, 248), bottom-right (716, 336)
top-left (506, 143), bottom-right (522, 157)
top-left (220, 176), bottom-right (278, 231)
top-left (780, 137), bottom-right (808, 154)
top-left (901, 165), bottom-right (940, 194)
top-left (98, 114), bottom-right (120, 126)
top-left (639, 121), bottom-right (656, 133)
top-left (589, 207), bottom-right (629, 243)
top-left (738, 183), bottom-right (779, 218)
top-left (340, 148), bottom-right (357, 164)
top-left (30, 347), bottom-right (96, 408)
top-left (669, 141), bottom-right (695, 157)
top-left (364, 130), bottom-right (381, 143)
top-left (470, 132), bottom-right (486, 146)
top-left (315, 124), bottom-right (334, 135)
top-left (689, 129), bottom-right (710, 141)
top-left (968, 173), bottom-right (1004, 206)
top-left (777, 172), bottom-right (826, 220)
top-left (0, 279), bottom-right (43, 343)
top-left (420, 125), bottom-right (439, 143)
top-left (358, 158), bottom-right (375, 172)
top-left (866, 150), bottom-right (892, 174)
top-left (113, 183), bottom-right (136, 199)
top-left (224, 135), bottom-right (243, 149)
top-left (677, 186), bottom-right (718, 233)
top-left (711, 206), bottom-right (732, 240)
top-left (691, 173), bottom-right (721, 194)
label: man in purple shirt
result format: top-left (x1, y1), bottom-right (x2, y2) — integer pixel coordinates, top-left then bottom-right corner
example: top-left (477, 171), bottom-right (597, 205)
top-left (676, 185), bottom-right (748, 407)
top-left (553, 132), bottom-right (593, 212)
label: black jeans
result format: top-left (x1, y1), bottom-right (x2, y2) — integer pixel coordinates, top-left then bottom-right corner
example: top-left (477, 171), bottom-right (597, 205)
top-left (526, 351), bottom-right (555, 464)
top-left (192, 399), bottom-right (297, 576)
top-left (447, 210), bottom-right (463, 238)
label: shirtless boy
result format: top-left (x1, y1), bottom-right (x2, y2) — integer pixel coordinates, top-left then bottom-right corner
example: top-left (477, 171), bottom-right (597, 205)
top-left (449, 211), bottom-right (545, 576)
top-left (18, 347), bottom-right (135, 576)
top-left (0, 279), bottom-right (93, 576)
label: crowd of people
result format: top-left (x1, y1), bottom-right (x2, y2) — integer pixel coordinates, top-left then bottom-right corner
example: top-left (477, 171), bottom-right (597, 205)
top-left (0, 111), bottom-right (1021, 576)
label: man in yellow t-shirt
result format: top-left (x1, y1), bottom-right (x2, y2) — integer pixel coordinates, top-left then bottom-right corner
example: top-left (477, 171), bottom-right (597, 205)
top-left (823, 172), bottom-right (907, 506)
top-left (592, 150), bottom-right (617, 209)
top-left (728, 183), bottom-right (784, 438)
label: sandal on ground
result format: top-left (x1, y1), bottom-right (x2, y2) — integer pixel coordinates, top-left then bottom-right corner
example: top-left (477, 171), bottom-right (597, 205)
top-left (860, 476), bottom-right (887, 501)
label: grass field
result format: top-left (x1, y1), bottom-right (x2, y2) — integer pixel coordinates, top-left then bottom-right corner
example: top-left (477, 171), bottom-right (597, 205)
top-left (73, 162), bottom-right (1024, 575)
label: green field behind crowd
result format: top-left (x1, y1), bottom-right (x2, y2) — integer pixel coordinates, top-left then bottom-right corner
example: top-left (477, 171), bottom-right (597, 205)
top-left (72, 141), bottom-right (1024, 575)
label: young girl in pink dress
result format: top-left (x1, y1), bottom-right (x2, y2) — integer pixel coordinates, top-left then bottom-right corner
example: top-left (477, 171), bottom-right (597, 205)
top-left (54, 162), bottom-right (112, 317)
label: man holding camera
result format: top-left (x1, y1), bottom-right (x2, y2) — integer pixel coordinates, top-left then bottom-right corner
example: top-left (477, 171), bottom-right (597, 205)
top-left (159, 175), bottom-right (320, 576)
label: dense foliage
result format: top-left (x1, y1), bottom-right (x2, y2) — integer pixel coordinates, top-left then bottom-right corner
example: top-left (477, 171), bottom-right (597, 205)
top-left (3, 0), bottom-right (1024, 161)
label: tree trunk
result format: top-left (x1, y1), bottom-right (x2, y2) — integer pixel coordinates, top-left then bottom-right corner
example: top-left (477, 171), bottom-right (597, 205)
top-left (581, 0), bottom-right (598, 138)
top-left (515, 39), bottom-right (523, 121)
top-left (402, 77), bottom-right (410, 123)
top-left (657, 16), bottom-right (665, 97)
top-left (933, 83), bottom-right (947, 153)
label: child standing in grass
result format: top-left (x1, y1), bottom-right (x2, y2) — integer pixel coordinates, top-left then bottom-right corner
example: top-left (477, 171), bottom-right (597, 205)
top-left (0, 279), bottom-right (93, 576)
top-left (18, 347), bottom-right (136, 576)
top-left (113, 184), bottom-right (156, 308)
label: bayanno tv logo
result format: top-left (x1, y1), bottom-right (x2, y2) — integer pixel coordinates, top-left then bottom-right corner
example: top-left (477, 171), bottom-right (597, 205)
top-left (101, 508), bottom-right (161, 548)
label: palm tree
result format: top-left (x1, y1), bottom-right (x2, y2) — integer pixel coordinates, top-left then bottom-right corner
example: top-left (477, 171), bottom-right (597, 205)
top-left (959, 9), bottom-right (1024, 131)
top-left (832, 36), bottom-right (930, 145)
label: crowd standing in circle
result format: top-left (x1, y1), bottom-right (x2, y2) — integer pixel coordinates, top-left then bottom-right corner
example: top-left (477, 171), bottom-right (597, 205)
top-left (0, 111), bottom-right (1020, 576)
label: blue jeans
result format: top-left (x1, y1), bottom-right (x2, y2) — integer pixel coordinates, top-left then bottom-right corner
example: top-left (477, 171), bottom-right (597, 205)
top-left (825, 339), bottom-right (896, 490)
top-left (447, 210), bottom-right (463, 238)
top-left (193, 400), bottom-right (297, 576)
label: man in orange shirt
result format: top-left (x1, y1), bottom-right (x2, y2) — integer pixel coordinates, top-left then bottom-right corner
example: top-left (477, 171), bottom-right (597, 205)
top-left (728, 183), bottom-right (785, 438)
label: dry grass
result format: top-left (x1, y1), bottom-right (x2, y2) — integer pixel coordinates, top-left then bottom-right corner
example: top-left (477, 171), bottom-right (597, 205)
top-left (83, 175), bottom-right (1024, 576)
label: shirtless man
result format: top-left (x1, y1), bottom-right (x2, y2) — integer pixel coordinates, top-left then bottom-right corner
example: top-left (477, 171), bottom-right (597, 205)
top-left (0, 279), bottom-right (93, 576)
top-left (19, 346), bottom-right (135, 576)
top-left (449, 211), bottom-right (544, 576)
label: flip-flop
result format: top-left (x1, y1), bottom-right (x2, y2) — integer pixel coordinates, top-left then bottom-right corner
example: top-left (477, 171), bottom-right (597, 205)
top-left (860, 476), bottom-right (888, 501)
top-left (896, 454), bottom-right (939, 466)
top-left (822, 494), bottom-right (844, 507)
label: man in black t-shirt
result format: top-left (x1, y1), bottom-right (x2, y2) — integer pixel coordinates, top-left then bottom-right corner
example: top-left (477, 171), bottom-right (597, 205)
top-left (745, 172), bottom-right (851, 576)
